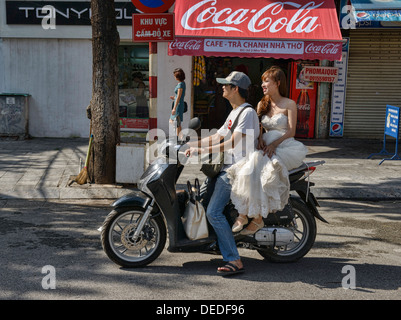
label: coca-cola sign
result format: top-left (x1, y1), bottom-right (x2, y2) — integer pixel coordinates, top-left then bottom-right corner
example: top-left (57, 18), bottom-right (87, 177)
top-left (305, 43), bottom-right (341, 55)
top-left (169, 37), bottom-right (343, 61)
top-left (174, 0), bottom-right (342, 41)
top-left (181, 0), bottom-right (322, 34)
top-left (169, 39), bottom-right (203, 51)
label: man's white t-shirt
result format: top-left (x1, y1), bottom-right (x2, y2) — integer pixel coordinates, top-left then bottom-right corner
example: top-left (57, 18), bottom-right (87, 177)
top-left (216, 103), bottom-right (260, 170)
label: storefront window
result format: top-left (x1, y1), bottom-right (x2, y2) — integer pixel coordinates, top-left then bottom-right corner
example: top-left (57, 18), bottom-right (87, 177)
top-left (118, 44), bottom-right (149, 138)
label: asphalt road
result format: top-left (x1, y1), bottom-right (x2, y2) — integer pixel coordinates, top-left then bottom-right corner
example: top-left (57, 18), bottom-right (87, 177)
top-left (1, 198), bottom-right (401, 301)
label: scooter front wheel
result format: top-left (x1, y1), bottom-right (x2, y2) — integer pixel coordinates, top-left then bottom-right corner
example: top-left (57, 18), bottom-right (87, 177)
top-left (101, 206), bottom-right (166, 268)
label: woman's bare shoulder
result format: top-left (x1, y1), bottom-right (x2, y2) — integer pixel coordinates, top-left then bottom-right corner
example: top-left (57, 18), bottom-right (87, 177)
top-left (283, 97), bottom-right (296, 110)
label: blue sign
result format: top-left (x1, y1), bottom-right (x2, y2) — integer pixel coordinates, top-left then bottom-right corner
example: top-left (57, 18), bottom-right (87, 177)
top-left (329, 38), bottom-right (350, 137)
top-left (354, 9), bottom-right (401, 21)
top-left (350, 0), bottom-right (401, 10)
top-left (340, 0), bottom-right (401, 28)
top-left (351, 0), bottom-right (401, 21)
top-left (368, 105), bottom-right (401, 164)
top-left (384, 105), bottom-right (400, 138)
top-left (131, 0), bottom-right (175, 13)
top-left (139, 0), bottom-right (165, 8)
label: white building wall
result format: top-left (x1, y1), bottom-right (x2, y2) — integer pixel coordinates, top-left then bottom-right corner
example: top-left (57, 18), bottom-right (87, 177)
top-left (0, 0), bottom-right (136, 137)
top-left (0, 38), bottom-right (92, 137)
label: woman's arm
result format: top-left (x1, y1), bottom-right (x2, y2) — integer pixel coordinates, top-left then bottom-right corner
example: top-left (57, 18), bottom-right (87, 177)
top-left (256, 102), bottom-right (266, 150)
top-left (171, 88), bottom-right (183, 116)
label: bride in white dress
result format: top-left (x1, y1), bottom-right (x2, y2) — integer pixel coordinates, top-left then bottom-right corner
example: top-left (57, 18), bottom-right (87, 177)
top-left (227, 66), bottom-right (308, 235)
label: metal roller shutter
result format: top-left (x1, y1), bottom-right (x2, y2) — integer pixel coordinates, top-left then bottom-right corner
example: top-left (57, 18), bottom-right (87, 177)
top-left (344, 29), bottom-right (401, 138)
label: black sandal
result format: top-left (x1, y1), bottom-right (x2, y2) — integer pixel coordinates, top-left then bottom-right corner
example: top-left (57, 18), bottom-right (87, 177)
top-left (217, 262), bottom-right (245, 276)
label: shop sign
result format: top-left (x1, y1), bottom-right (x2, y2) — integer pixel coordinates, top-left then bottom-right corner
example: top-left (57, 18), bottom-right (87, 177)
top-left (174, 0), bottom-right (342, 42)
top-left (384, 105), bottom-right (400, 139)
top-left (132, 13), bottom-right (174, 42)
top-left (169, 37), bottom-right (342, 60)
top-left (339, 0), bottom-right (401, 28)
top-left (131, 0), bottom-right (175, 13)
top-left (367, 105), bottom-right (401, 164)
top-left (120, 118), bottom-right (149, 131)
top-left (330, 38), bottom-right (350, 137)
top-left (302, 67), bottom-right (339, 83)
top-left (5, 1), bottom-right (137, 26)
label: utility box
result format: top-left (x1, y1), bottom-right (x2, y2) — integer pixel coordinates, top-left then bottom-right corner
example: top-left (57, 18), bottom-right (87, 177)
top-left (0, 93), bottom-right (30, 138)
top-left (116, 143), bottom-right (146, 184)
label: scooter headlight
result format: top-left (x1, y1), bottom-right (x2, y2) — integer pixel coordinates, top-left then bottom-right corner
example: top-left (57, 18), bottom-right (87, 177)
top-left (137, 174), bottom-right (153, 196)
top-left (137, 158), bottom-right (168, 195)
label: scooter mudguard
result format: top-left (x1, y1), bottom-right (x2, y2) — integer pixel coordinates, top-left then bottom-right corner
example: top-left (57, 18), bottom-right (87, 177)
top-left (306, 193), bottom-right (328, 224)
top-left (111, 190), bottom-right (151, 209)
top-left (292, 180), bottom-right (328, 224)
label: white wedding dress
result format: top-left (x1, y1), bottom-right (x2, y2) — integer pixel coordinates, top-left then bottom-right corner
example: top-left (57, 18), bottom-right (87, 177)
top-left (227, 113), bottom-right (308, 218)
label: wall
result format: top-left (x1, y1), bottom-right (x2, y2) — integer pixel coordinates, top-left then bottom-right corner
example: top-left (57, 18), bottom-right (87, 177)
top-left (0, 38), bottom-right (92, 137)
top-left (0, 0), bottom-right (135, 137)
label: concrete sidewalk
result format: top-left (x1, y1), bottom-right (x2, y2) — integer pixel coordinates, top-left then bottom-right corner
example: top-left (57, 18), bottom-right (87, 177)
top-left (1, 136), bottom-right (401, 200)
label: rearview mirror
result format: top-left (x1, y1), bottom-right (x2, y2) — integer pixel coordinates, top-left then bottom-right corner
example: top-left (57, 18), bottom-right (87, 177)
top-left (188, 117), bottom-right (201, 131)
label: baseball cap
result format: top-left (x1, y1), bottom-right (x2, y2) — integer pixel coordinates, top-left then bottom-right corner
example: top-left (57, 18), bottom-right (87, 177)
top-left (216, 71), bottom-right (251, 90)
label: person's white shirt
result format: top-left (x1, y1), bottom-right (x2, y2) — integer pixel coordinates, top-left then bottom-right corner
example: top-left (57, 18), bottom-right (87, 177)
top-left (217, 103), bottom-right (260, 170)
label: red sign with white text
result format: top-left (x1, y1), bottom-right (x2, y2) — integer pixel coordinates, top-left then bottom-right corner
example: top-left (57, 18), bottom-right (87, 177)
top-left (170, 0), bottom-right (342, 60)
top-left (302, 66), bottom-right (339, 83)
top-left (133, 13), bottom-right (175, 42)
top-left (168, 37), bottom-right (342, 60)
top-left (120, 118), bottom-right (149, 130)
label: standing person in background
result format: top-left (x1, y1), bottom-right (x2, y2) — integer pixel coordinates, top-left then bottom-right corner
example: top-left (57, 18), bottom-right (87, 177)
top-left (135, 82), bottom-right (149, 118)
top-left (169, 68), bottom-right (186, 137)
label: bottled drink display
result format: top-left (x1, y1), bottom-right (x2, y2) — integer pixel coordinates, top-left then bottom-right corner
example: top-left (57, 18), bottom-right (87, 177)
top-left (296, 89), bottom-right (311, 136)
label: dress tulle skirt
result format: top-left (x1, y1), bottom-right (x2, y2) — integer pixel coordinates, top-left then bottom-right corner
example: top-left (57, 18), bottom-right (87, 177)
top-left (226, 131), bottom-right (308, 218)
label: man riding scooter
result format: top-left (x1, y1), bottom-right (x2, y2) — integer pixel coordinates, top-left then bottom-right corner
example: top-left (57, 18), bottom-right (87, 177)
top-left (185, 71), bottom-right (259, 276)
top-left (101, 71), bottom-right (325, 273)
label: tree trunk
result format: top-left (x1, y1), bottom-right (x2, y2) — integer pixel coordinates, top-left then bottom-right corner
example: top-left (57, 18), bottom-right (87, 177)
top-left (90, 0), bottom-right (120, 184)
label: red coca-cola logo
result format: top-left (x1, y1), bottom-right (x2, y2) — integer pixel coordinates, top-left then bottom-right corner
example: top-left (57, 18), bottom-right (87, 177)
top-left (180, 0), bottom-right (324, 34)
top-left (169, 39), bottom-right (203, 50)
top-left (305, 43), bottom-right (341, 55)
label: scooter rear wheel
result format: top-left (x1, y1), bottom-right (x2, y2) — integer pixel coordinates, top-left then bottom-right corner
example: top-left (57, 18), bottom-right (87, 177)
top-left (257, 197), bottom-right (317, 263)
top-left (101, 207), bottom-right (166, 268)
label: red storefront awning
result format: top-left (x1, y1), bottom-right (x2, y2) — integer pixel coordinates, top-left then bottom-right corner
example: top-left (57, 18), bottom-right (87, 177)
top-left (169, 0), bottom-right (343, 60)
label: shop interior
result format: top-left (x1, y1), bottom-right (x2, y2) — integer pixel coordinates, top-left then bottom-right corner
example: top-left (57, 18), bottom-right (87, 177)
top-left (193, 56), bottom-right (291, 130)
top-left (118, 43), bottom-right (150, 134)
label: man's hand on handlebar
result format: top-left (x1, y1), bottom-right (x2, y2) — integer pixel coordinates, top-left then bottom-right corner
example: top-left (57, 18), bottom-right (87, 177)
top-left (185, 147), bottom-right (203, 157)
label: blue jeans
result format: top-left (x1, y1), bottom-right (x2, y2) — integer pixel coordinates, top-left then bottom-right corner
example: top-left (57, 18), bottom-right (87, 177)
top-left (201, 172), bottom-right (240, 262)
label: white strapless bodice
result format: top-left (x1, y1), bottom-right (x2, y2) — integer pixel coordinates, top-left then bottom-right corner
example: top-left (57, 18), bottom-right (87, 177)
top-left (261, 113), bottom-right (288, 132)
